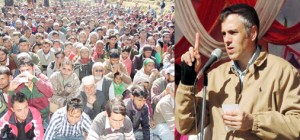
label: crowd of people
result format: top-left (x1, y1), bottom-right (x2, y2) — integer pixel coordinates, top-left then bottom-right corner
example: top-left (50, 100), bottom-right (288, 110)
top-left (0, 0), bottom-right (175, 139)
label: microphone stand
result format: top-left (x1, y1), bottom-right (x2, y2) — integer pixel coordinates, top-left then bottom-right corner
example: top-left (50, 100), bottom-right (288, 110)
top-left (200, 73), bottom-right (208, 140)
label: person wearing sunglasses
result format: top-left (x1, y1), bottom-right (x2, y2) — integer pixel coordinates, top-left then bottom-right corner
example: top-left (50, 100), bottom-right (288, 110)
top-left (92, 62), bottom-right (114, 101)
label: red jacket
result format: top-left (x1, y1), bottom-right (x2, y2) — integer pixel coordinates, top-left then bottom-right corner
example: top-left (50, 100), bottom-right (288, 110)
top-left (0, 106), bottom-right (44, 139)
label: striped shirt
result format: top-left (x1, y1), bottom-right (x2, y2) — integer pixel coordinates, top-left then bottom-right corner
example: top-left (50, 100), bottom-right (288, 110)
top-left (44, 106), bottom-right (92, 140)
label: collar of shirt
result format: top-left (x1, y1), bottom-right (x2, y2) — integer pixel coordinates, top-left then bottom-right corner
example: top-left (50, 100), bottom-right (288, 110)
top-left (5, 57), bottom-right (9, 66)
top-left (232, 46), bottom-right (261, 81)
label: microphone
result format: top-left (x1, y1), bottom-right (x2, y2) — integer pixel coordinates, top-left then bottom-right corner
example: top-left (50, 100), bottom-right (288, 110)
top-left (196, 48), bottom-right (222, 79)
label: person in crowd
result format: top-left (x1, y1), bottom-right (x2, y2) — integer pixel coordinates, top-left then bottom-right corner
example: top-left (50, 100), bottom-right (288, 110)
top-left (0, 92), bottom-right (44, 139)
top-left (87, 98), bottom-right (135, 140)
top-left (111, 72), bottom-right (127, 99)
top-left (74, 46), bottom-right (94, 81)
top-left (0, 66), bottom-right (12, 108)
top-left (151, 66), bottom-right (175, 106)
top-left (44, 98), bottom-right (92, 139)
top-left (47, 50), bottom-right (66, 77)
top-left (103, 49), bottom-right (132, 85)
top-left (176, 4), bottom-right (300, 139)
top-left (120, 46), bottom-right (132, 76)
top-left (124, 85), bottom-right (151, 140)
top-left (79, 75), bottom-right (107, 120)
top-left (8, 53), bottom-right (53, 124)
top-left (133, 58), bottom-right (160, 88)
top-left (131, 45), bottom-right (158, 78)
top-left (49, 60), bottom-right (80, 113)
top-left (92, 62), bottom-right (114, 100)
top-left (92, 40), bottom-right (107, 62)
top-left (0, 46), bottom-right (17, 75)
top-left (17, 37), bottom-right (40, 66)
top-left (37, 39), bottom-right (55, 74)
top-left (152, 82), bottom-right (175, 139)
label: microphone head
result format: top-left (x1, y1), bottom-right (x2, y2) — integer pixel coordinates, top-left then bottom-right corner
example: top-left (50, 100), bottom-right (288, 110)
top-left (211, 48), bottom-right (222, 60)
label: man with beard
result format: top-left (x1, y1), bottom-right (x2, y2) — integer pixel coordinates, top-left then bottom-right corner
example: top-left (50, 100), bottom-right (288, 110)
top-left (156, 32), bottom-right (171, 63)
top-left (120, 26), bottom-right (132, 44)
top-left (151, 66), bottom-right (174, 106)
top-left (0, 46), bottom-right (17, 75)
top-left (79, 75), bottom-right (107, 120)
top-left (92, 62), bottom-right (113, 101)
top-left (49, 60), bottom-right (80, 113)
top-left (124, 85), bottom-right (151, 140)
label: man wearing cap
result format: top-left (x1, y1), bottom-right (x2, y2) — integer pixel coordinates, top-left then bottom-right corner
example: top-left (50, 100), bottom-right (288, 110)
top-left (156, 32), bottom-right (171, 63)
top-left (151, 65), bottom-right (175, 106)
top-left (79, 75), bottom-right (107, 120)
top-left (131, 45), bottom-right (158, 78)
top-left (133, 58), bottom-right (161, 88)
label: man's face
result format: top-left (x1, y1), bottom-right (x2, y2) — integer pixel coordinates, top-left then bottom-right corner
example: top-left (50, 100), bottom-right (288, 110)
top-left (53, 34), bottom-right (59, 40)
top-left (144, 62), bottom-right (154, 74)
top-left (108, 56), bottom-right (120, 66)
top-left (0, 51), bottom-right (7, 62)
top-left (92, 66), bottom-right (104, 77)
top-left (139, 31), bottom-right (147, 39)
top-left (0, 74), bottom-right (10, 90)
top-left (109, 112), bottom-right (125, 130)
top-left (53, 25), bottom-right (59, 31)
top-left (84, 84), bottom-right (96, 95)
top-left (16, 22), bottom-right (22, 29)
top-left (19, 42), bottom-right (30, 52)
top-left (221, 14), bottom-right (255, 61)
top-left (80, 49), bottom-right (89, 59)
top-left (143, 51), bottom-right (152, 58)
top-left (3, 41), bottom-right (12, 51)
top-left (67, 109), bottom-right (82, 125)
top-left (12, 101), bottom-right (29, 122)
top-left (166, 74), bottom-right (175, 83)
top-left (42, 43), bottom-right (51, 53)
top-left (38, 26), bottom-right (44, 33)
top-left (133, 96), bottom-right (147, 111)
top-left (109, 37), bottom-right (117, 45)
top-left (163, 35), bottom-right (171, 44)
top-left (60, 64), bottom-right (73, 78)
top-left (19, 65), bottom-right (34, 76)
top-left (121, 51), bottom-right (129, 60)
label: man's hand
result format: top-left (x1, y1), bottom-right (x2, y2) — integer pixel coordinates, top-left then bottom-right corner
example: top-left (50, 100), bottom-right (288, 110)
top-left (150, 119), bottom-right (156, 128)
top-left (8, 79), bottom-right (22, 91)
top-left (19, 71), bottom-right (35, 80)
top-left (180, 32), bottom-right (202, 72)
top-left (222, 110), bottom-right (254, 131)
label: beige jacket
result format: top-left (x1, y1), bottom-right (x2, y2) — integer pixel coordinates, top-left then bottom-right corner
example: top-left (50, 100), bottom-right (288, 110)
top-left (175, 51), bottom-right (300, 140)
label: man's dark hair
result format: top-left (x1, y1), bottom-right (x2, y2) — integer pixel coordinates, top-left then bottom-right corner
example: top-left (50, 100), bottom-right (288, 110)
top-left (109, 49), bottom-right (120, 58)
top-left (106, 97), bottom-right (126, 117)
top-left (11, 92), bottom-right (28, 106)
top-left (0, 46), bottom-right (8, 55)
top-left (121, 46), bottom-right (131, 53)
top-left (131, 85), bottom-right (148, 99)
top-left (220, 4), bottom-right (259, 43)
top-left (16, 52), bottom-right (34, 67)
top-left (0, 66), bottom-right (11, 76)
top-left (67, 98), bottom-right (84, 113)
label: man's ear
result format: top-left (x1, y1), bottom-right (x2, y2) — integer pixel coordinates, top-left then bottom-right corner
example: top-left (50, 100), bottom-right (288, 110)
top-left (250, 26), bottom-right (258, 41)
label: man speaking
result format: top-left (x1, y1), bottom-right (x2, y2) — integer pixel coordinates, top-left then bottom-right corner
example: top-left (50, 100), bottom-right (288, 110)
top-left (176, 4), bottom-right (300, 140)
